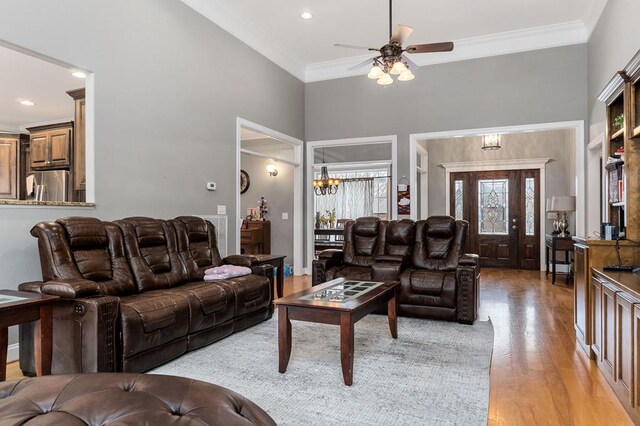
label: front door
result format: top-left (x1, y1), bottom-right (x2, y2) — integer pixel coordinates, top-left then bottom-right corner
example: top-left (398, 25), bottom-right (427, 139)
top-left (450, 169), bottom-right (540, 270)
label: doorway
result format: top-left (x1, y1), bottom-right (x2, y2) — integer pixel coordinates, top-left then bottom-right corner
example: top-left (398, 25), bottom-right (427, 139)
top-left (451, 169), bottom-right (540, 269)
top-left (306, 135), bottom-right (398, 273)
top-left (235, 118), bottom-right (303, 275)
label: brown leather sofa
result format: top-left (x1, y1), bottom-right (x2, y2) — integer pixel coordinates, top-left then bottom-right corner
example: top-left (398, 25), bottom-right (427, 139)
top-left (19, 216), bottom-right (273, 375)
top-left (0, 373), bottom-right (275, 425)
top-left (313, 216), bottom-right (479, 324)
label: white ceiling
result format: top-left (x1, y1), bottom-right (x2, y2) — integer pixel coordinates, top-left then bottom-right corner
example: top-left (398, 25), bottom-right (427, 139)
top-left (182, 0), bottom-right (608, 82)
top-left (0, 45), bottom-right (85, 133)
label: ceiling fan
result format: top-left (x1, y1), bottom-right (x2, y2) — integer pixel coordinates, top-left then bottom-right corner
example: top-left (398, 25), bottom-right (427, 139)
top-left (335, 0), bottom-right (454, 85)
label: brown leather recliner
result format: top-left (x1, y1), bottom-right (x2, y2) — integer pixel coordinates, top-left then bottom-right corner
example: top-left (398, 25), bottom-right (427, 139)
top-left (399, 217), bottom-right (478, 324)
top-left (19, 216), bottom-right (273, 376)
top-left (316, 217), bottom-right (387, 282)
top-left (313, 216), bottom-right (479, 324)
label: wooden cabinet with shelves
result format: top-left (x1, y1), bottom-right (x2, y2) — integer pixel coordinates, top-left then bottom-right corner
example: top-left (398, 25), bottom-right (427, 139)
top-left (26, 122), bottom-right (72, 170)
top-left (599, 49), bottom-right (640, 241)
top-left (240, 220), bottom-right (271, 255)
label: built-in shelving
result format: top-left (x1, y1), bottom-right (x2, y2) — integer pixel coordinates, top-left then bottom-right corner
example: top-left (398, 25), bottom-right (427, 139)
top-left (598, 49), bottom-right (640, 241)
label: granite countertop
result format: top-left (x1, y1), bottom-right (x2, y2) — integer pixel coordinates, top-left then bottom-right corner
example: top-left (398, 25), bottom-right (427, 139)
top-left (0, 199), bottom-right (95, 207)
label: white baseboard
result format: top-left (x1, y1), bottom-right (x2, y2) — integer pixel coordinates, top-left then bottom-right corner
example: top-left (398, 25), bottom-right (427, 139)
top-left (7, 343), bottom-right (19, 363)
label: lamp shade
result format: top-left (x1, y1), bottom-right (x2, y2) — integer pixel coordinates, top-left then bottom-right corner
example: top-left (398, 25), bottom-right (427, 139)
top-left (546, 198), bottom-right (555, 212)
top-left (551, 196), bottom-right (576, 212)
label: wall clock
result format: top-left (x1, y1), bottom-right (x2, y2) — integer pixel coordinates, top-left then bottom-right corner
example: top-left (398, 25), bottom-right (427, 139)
top-left (240, 169), bottom-right (250, 194)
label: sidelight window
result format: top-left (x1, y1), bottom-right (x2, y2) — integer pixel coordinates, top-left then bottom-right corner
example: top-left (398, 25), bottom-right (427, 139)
top-left (454, 180), bottom-right (464, 220)
top-left (478, 179), bottom-right (508, 235)
top-left (525, 177), bottom-right (535, 236)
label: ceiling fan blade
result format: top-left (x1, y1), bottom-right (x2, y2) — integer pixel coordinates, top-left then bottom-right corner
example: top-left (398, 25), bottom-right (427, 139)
top-left (390, 25), bottom-right (414, 45)
top-left (334, 44), bottom-right (379, 51)
top-left (405, 41), bottom-right (454, 54)
top-left (348, 57), bottom-right (378, 71)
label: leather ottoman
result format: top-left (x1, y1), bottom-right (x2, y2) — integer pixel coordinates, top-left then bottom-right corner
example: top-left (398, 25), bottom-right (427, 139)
top-left (0, 373), bottom-right (275, 425)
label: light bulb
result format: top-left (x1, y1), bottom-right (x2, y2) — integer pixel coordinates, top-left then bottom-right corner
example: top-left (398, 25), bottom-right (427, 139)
top-left (300, 11), bottom-right (313, 19)
top-left (377, 73), bottom-right (393, 86)
top-left (367, 65), bottom-right (384, 79)
top-left (390, 61), bottom-right (407, 75)
top-left (398, 69), bottom-right (415, 81)
top-left (72, 71), bottom-right (87, 79)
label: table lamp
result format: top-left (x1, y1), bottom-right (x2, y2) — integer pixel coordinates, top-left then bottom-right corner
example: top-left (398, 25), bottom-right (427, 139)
top-left (546, 198), bottom-right (560, 235)
top-left (551, 196), bottom-right (576, 237)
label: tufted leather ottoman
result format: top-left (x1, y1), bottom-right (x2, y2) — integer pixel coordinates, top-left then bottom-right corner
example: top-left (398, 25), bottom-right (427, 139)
top-left (0, 373), bottom-right (275, 425)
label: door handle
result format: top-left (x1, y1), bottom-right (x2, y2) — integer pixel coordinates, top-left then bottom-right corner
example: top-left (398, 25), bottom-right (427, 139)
top-left (512, 225), bottom-right (517, 230)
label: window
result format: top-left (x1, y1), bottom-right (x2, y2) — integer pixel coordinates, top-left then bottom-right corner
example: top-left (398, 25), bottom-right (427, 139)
top-left (525, 177), bottom-right (535, 236)
top-left (454, 179), bottom-right (464, 220)
top-left (314, 168), bottom-right (390, 221)
top-left (478, 178), bottom-right (508, 235)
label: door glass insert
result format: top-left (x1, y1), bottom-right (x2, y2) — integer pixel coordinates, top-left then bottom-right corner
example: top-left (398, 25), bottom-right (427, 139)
top-left (525, 177), bottom-right (535, 236)
top-left (478, 179), bottom-right (508, 235)
top-left (454, 180), bottom-right (463, 220)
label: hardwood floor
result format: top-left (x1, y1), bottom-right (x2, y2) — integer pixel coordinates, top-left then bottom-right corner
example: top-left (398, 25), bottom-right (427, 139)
top-left (4, 270), bottom-right (633, 424)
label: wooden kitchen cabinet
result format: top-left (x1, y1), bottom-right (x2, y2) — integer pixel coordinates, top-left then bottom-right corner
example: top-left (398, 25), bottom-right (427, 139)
top-left (0, 136), bottom-right (19, 199)
top-left (26, 122), bottom-right (72, 170)
top-left (67, 88), bottom-right (85, 192)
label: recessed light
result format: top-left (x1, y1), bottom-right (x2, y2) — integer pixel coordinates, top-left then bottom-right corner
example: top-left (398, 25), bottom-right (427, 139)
top-left (19, 100), bottom-right (35, 106)
top-left (300, 11), bottom-right (313, 20)
top-left (72, 71), bottom-right (87, 79)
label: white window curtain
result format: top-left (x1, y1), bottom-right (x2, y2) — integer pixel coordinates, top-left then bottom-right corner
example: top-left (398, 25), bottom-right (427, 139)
top-left (315, 178), bottom-right (374, 220)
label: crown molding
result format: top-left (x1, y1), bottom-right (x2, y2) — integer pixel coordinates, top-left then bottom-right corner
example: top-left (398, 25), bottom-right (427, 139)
top-left (180, 0), bottom-right (306, 81)
top-left (305, 21), bottom-right (588, 83)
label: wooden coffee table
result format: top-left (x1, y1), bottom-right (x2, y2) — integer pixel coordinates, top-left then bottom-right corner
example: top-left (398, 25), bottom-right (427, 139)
top-left (274, 278), bottom-right (398, 386)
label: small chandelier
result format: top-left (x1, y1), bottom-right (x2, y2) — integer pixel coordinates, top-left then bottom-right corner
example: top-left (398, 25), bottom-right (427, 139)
top-left (482, 134), bottom-right (501, 150)
top-left (314, 166), bottom-right (339, 195)
top-left (368, 58), bottom-right (414, 85)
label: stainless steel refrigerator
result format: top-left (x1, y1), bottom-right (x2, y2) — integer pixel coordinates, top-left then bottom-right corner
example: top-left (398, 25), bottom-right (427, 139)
top-left (26, 170), bottom-right (69, 202)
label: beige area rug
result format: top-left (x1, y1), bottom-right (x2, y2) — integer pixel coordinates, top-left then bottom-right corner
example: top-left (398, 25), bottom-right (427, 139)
top-left (152, 314), bottom-right (494, 425)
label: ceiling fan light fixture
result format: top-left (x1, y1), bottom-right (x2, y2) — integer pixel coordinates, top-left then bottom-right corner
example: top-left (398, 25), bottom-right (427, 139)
top-left (390, 60), bottom-right (407, 75)
top-left (377, 73), bottom-right (393, 86)
top-left (368, 64), bottom-right (384, 79)
top-left (398, 69), bottom-right (415, 81)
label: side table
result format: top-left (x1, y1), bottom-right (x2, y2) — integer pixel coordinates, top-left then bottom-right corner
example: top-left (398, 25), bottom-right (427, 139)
top-left (246, 254), bottom-right (287, 298)
top-left (545, 234), bottom-right (574, 285)
top-left (0, 290), bottom-right (58, 381)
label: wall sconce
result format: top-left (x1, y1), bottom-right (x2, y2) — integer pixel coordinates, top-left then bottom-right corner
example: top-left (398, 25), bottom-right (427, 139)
top-left (266, 164), bottom-right (278, 177)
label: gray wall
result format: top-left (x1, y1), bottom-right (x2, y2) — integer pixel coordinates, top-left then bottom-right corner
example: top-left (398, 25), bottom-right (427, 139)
top-left (0, 0), bottom-right (304, 347)
top-left (305, 45), bottom-right (588, 192)
top-left (241, 153), bottom-right (294, 263)
top-left (421, 129), bottom-right (576, 234)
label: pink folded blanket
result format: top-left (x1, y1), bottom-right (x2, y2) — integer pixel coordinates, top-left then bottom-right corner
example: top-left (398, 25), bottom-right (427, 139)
top-left (204, 265), bottom-right (252, 281)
